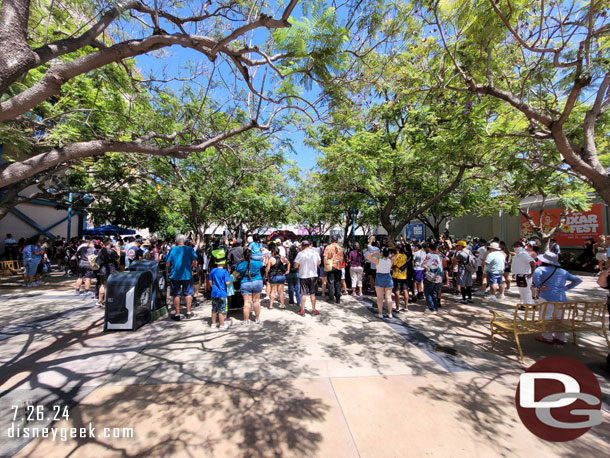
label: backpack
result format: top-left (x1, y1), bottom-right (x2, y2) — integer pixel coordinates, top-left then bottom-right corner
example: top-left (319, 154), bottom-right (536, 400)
top-left (323, 247), bottom-right (334, 271)
top-left (464, 250), bottom-right (477, 273)
top-left (87, 253), bottom-right (100, 270)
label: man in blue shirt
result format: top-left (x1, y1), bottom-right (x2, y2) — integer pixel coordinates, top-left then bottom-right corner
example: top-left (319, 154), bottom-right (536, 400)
top-left (166, 234), bottom-right (198, 320)
top-left (209, 261), bottom-right (231, 330)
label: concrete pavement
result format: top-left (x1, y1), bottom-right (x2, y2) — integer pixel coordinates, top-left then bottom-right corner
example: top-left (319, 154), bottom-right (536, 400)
top-left (1, 272), bottom-right (609, 457)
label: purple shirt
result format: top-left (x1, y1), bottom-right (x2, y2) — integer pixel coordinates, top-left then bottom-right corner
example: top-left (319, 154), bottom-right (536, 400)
top-left (348, 250), bottom-right (364, 268)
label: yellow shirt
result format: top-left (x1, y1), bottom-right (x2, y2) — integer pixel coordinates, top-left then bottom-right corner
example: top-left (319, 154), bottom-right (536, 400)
top-left (392, 253), bottom-right (407, 280)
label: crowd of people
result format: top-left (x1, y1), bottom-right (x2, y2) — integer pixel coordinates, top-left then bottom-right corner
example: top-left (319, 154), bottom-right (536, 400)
top-left (2, 233), bottom-right (177, 305)
top-left (1, 231), bottom-right (590, 344)
top-left (157, 232), bottom-right (585, 346)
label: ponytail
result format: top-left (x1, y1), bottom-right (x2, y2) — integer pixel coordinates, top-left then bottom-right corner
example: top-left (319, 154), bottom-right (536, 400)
top-left (244, 248), bottom-right (252, 280)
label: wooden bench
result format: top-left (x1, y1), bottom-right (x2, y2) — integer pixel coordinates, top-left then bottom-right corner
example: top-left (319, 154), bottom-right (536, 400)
top-left (490, 301), bottom-right (610, 362)
top-left (0, 260), bottom-right (21, 275)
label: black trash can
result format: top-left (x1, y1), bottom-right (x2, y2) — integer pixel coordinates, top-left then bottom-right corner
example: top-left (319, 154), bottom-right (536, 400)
top-left (128, 260), bottom-right (168, 310)
top-left (105, 271), bottom-right (153, 331)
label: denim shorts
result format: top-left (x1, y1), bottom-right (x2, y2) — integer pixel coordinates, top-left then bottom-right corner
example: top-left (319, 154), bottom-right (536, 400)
top-left (240, 279), bottom-right (263, 295)
top-left (170, 279), bottom-right (194, 297)
top-left (212, 297), bottom-right (228, 314)
top-left (269, 275), bottom-right (286, 285)
top-left (486, 272), bottom-right (504, 285)
top-left (375, 273), bottom-right (394, 289)
top-left (318, 266), bottom-right (327, 278)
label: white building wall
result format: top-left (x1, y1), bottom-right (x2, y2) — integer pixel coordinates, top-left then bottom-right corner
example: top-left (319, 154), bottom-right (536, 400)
top-left (447, 212), bottom-right (522, 243)
top-left (0, 203), bottom-right (82, 253)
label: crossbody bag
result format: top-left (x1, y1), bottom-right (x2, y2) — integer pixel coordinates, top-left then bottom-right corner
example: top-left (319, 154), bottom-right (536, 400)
top-left (533, 267), bottom-right (558, 300)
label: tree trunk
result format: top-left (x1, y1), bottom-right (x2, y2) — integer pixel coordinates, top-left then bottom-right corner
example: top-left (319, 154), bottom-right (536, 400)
top-left (422, 216), bottom-right (441, 241)
top-left (343, 208), bottom-right (354, 245)
top-left (386, 226), bottom-right (403, 242)
top-left (519, 208), bottom-right (563, 252)
top-left (0, 0), bottom-right (36, 94)
top-left (443, 217), bottom-right (454, 237)
top-left (551, 127), bottom-right (610, 208)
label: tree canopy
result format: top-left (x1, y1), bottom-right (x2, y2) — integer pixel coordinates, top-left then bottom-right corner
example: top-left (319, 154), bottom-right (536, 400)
top-left (1, 0), bottom-right (608, 240)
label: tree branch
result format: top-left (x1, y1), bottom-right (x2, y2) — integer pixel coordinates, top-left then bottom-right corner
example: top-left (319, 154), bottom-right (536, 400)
top-left (209, 0), bottom-right (297, 57)
top-left (0, 120), bottom-right (262, 188)
top-left (0, 2), bottom-right (299, 121)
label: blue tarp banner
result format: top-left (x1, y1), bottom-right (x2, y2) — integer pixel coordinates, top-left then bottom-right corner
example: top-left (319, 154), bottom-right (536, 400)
top-left (407, 223), bottom-right (425, 241)
top-left (83, 225), bottom-right (136, 236)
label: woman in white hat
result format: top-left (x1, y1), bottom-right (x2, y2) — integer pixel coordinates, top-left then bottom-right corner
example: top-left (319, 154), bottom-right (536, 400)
top-left (532, 251), bottom-right (582, 344)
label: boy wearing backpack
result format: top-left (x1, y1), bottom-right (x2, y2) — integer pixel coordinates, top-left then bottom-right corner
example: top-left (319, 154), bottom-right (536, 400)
top-left (452, 241), bottom-right (474, 303)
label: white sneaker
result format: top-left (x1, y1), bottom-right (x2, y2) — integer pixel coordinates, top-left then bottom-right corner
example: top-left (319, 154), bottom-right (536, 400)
top-left (496, 294), bottom-right (506, 299)
top-left (473, 291), bottom-right (486, 296)
top-left (255, 318), bottom-right (261, 324)
top-left (241, 320), bottom-right (250, 326)
top-left (378, 314), bottom-right (384, 319)
top-left (220, 323), bottom-right (230, 331)
top-left (210, 323), bottom-right (218, 329)
top-left (387, 314), bottom-right (393, 319)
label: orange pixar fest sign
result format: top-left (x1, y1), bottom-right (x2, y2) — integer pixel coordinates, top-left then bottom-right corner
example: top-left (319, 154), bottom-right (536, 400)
top-left (521, 204), bottom-right (604, 246)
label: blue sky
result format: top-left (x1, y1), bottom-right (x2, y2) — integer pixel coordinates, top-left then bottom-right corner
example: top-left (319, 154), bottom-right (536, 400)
top-left (282, 128), bottom-right (318, 170)
top-left (131, 1), bottom-right (321, 172)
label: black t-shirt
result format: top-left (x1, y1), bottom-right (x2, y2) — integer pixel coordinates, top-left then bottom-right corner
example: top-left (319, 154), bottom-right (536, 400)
top-left (288, 246), bottom-right (300, 273)
top-left (98, 247), bottom-right (119, 276)
top-left (77, 245), bottom-right (94, 269)
top-left (134, 247), bottom-right (144, 260)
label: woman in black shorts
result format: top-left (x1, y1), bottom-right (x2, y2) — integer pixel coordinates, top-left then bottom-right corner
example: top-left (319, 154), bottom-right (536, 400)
top-left (391, 243), bottom-right (410, 312)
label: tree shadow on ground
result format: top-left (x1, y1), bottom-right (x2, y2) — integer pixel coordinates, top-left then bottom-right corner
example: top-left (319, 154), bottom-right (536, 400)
top-left (2, 311), bottom-right (332, 457)
top-left (411, 370), bottom-right (610, 457)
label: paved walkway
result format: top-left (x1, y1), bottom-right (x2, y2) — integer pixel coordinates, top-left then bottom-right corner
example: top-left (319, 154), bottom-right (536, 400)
top-left (0, 272), bottom-right (609, 457)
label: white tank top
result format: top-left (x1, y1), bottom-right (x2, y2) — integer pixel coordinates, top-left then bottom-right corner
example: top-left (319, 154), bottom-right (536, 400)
top-left (377, 257), bottom-right (392, 274)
